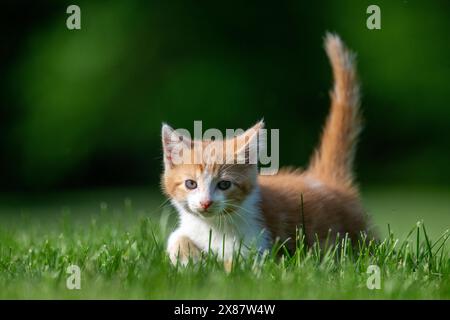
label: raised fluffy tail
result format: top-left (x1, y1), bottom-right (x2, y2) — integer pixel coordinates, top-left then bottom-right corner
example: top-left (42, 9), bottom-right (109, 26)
top-left (308, 33), bottom-right (362, 188)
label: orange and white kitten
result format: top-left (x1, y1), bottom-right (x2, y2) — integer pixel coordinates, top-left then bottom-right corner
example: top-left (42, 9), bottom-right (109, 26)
top-left (162, 34), bottom-right (372, 266)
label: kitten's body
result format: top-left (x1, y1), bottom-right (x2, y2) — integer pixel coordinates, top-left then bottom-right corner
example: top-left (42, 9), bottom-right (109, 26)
top-left (162, 34), bottom-right (373, 265)
top-left (258, 170), bottom-right (367, 251)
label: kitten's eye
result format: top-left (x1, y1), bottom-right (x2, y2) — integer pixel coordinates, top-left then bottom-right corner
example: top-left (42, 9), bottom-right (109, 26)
top-left (217, 180), bottom-right (231, 190)
top-left (185, 179), bottom-right (197, 190)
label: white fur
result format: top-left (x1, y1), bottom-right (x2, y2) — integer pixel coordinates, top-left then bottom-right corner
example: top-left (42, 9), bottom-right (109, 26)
top-left (305, 175), bottom-right (324, 190)
top-left (167, 186), bottom-right (271, 263)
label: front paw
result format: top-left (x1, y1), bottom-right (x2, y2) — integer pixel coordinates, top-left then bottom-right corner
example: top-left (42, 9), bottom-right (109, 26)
top-left (167, 235), bottom-right (201, 266)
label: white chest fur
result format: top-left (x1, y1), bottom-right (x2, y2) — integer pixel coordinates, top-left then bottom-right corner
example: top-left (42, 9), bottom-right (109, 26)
top-left (167, 188), bottom-right (271, 261)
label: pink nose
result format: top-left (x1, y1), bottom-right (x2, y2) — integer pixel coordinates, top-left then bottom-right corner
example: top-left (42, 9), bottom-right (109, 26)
top-left (200, 200), bottom-right (213, 210)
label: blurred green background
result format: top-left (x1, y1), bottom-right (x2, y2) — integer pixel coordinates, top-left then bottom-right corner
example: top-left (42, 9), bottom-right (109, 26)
top-left (0, 1), bottom-right (448, 235)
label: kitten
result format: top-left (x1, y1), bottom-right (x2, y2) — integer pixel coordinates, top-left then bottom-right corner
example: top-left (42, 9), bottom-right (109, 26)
top-left (161, 33), bottom-right (373, 266)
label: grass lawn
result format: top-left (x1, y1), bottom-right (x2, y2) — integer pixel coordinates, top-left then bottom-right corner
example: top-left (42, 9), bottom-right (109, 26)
top-left (0, 187), bottom-right (448, 299)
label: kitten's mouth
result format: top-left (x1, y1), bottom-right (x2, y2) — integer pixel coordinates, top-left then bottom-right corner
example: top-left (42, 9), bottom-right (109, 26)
top-left (197, 209), bottom-right (217, 218)
top-left (188, 206), bottom-right (221, 219)
top-left (184, 205), bottom-right (214, 218)
top-left (185, 202), bottom-right (238, 219)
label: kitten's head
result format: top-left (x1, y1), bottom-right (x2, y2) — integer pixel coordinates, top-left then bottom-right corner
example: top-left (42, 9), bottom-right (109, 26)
top-left (161, 121), bottom-right (263, 218)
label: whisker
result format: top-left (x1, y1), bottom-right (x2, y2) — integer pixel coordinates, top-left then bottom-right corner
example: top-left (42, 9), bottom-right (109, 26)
top-left (225, 203), bottom-right (256, 216)
top-left (223, 205), bottom-right (252, 229)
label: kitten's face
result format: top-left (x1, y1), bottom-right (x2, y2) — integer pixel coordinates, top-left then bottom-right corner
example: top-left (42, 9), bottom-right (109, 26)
top-left (161, 123), bottom-right (262, 218)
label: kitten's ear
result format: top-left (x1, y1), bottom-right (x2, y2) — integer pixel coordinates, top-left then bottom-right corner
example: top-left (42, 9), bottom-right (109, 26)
top-left (247, 119), bottom-right (265, 134)
top-left (161, 123), bottom-right (191, 169)
top-left (235, 120), bottom-right (265, 164)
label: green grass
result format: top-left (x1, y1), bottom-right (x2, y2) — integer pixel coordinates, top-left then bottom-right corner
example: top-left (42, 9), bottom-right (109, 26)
top-left (0, 188), bottom-right (449, 299)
